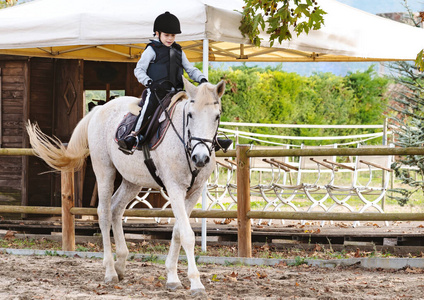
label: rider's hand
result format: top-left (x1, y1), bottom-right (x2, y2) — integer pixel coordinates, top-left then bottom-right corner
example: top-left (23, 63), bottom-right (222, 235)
top-left (147, 80), bottom-right (162, 91)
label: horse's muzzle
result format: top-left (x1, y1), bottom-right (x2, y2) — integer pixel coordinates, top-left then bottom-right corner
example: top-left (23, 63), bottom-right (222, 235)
top-left (191, 153), bottom-right (210, 168)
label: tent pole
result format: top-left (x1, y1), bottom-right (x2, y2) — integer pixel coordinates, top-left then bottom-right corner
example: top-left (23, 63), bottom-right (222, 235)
top-left (202, 39), bottom-right (209, 79)
top-left (201, 38), bottom-right (209, 253)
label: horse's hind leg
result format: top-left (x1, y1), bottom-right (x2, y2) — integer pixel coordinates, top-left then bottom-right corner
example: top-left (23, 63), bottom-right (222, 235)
top-left (96, 169), bottom-right (118, 283)
top-left (111, 180), bottom-right (142, 280)
top-left (165, 222), bottom-right (183, 290)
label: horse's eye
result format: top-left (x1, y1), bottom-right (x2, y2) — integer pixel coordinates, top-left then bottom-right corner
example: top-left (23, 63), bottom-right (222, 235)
top-left (188, 112), bottom-right (193, 119)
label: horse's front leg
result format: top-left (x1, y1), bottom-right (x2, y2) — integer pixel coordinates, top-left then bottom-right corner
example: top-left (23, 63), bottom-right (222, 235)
top-left (111, 180), bottom-right (142, 280)
top-left (165, 222), bottom-right (183, 290)
top-left (167, 188), bottom-right (206, 296)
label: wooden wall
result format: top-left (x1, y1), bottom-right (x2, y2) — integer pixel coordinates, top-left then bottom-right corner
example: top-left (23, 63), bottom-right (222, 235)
top-left (0, 58), bottom-right (28, 207)
top-left (27, 58), bottom-right (85, 209)
top-left (28, 58), bottom-right (56, 207)
top-left (54, 59), bottom-right (84, 208)
top-left (0, 56), bottom-right (146, 214)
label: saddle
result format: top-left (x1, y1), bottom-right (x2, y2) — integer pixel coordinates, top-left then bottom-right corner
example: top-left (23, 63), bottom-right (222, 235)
top-left (115, 91), bottom-right (187, 150)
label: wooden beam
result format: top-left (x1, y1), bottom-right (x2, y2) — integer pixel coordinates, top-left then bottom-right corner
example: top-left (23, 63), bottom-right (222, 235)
top-left (0, 148), bottom-right (36, 156)
top-left (237, 144), bottom-right (251, 258)
top-left (1, 146), bottom-right (424, 158)
top-left (61, 170), bottom-right (75, 251)
top-left (0, 67), bottom-right (2, 148)
top-left (1, 205), bottom-right (424, 222)
top-left (21, 61), bottom-right (30, 215)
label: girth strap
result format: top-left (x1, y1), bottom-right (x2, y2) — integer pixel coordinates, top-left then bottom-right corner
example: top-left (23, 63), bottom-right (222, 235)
top-left (142, 144), bottom-right (165, 190)
top-left (142, 143), bottom-right (199, 192)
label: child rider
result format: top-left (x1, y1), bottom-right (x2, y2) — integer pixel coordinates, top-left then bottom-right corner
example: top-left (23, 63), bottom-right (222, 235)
top-left (117, 11), bottom-right (232, 154)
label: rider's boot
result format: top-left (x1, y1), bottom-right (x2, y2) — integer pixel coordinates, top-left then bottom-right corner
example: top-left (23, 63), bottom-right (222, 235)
top-left (118, 132), bottom-right (146, 155)
top-left (214, 138), bottom-right (233, 152)
top-left (118, 133), bottom-right (138, 155)
top-left (136, 135), bottom-right (146, 150)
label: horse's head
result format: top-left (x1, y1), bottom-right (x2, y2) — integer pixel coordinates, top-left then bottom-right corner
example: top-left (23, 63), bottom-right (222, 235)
top-left (183, 77), bottom-right (225, 168)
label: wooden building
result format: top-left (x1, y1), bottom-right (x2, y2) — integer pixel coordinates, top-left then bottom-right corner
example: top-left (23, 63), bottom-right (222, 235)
top-left (0, 55), bottom-right (144, 214)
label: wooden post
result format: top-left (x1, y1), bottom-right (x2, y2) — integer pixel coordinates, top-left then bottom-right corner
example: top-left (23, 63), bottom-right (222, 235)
top-left (236, 144), bottom-right (251, 257)
top-left (61, 169), bottom-right (75, 251)
top-left (106, 83), bottom-right (110, 101)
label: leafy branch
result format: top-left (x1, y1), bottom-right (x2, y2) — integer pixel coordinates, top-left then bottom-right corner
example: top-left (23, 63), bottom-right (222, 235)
top-left (239, 0), bottom-right (327, 47)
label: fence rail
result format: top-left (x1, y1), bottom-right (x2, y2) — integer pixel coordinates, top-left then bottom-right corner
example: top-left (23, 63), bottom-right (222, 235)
top-left (2, 205), bottom-right (424, 221)
top-left (1, 146), bottom-right (424, 256)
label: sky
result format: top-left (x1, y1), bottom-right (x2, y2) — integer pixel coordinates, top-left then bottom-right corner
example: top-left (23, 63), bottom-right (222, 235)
top-left (212, 0), bottom-right (424, 76)
top-left (337, 0), bottom-right (424, 14)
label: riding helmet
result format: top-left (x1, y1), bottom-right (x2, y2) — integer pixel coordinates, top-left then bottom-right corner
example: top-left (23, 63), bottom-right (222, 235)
top-left (153, 11), bottom-right (182, 34)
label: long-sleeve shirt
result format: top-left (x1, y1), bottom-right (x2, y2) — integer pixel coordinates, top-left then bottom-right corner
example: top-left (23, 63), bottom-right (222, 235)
top-left (134, 43), bottom-right (206, 87)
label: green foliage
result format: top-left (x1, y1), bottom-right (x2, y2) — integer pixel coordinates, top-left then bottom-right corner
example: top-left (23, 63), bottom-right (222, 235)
top-left (239, 0), bottom-right (326, 47)
top-left (388, 61), bottom-right (424, 206)
top-left (344, 67), bottom-right (389, 124)
top-left (208, 65), bottom-right (389, 145)
top-left (85, 90), bottom-right (124, 112)
top-left (0, 0), bottom-right (17, 9)
top-left (291, 256), bottom-right (307, 266)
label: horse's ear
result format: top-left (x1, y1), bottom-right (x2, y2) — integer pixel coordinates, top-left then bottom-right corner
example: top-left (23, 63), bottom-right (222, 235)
top-left (215, 80), bottom-right (225, 98)
top-left (182, 76), bottom-right (197, 98)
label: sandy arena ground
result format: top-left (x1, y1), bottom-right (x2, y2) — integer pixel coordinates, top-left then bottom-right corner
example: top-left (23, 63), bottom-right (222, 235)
top-left (0, 253), bottom-right (424, 300)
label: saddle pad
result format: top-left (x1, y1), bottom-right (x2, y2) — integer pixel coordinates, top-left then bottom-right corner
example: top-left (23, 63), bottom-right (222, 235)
top-left (149, 99), bottom-right (181, 150)
top-left (114, 91), bottom-right (186, 150)
top-left (115, 112), bottom-right (138, 142)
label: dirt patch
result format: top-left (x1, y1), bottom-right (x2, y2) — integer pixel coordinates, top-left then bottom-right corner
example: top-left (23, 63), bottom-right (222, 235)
top-left (0, 253), bottom-right (423, 300)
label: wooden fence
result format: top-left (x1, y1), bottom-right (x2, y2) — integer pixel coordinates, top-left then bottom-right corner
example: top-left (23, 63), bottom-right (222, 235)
top-left (1, 146), bottom-right (424, 257)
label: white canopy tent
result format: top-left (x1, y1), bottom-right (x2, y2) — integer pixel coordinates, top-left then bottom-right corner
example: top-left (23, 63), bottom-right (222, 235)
top-left (0, 0), bottom-right (424, 65)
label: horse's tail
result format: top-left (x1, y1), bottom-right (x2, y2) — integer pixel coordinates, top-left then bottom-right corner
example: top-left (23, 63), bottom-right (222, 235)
top-left (26, 110), bottom-right (95, 172)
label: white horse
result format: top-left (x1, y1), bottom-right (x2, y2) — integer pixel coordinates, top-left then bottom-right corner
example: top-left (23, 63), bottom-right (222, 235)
top-left (26, 77), bottom-right (225, 297)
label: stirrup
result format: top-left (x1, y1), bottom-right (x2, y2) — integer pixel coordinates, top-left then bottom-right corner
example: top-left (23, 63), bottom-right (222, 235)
top-left (118, 135), bottom-right (137, 155)
top-left (118, 145), bottom-right (136, 155)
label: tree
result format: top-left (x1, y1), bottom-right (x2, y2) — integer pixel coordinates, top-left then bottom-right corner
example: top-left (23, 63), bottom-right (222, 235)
top-left (205, 65), bottom-right (389, 146)
top-left (239, 0), bottom-right (326, 47)
top-left (388, 62), bottom-right (424, 206)
top-left (383, 1), bottom-right (424, 206)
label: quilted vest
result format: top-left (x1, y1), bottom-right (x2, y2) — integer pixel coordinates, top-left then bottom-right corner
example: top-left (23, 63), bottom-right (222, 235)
top-left (146, 40), bottom-right (183, 90)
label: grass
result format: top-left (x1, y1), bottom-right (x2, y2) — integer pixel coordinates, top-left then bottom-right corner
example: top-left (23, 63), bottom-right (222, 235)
top-left (0, 237), bottom-right (62, 250)
top-left (0, 236), bottom-right (411, 261)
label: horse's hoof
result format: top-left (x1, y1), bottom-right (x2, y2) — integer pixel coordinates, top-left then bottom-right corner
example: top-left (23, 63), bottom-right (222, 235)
top-left (114, 261), bottom-right (126, 281)
top-left (104, 275), bottom-right (119, 284)
top-left (166, 282), bottom-right (183, 291)
top-left (191, 288), bottom-right (207, 298)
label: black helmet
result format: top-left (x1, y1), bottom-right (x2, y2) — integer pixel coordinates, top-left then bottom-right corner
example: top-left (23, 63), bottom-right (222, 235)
top-left (153, 12), bottom-right (182, 34)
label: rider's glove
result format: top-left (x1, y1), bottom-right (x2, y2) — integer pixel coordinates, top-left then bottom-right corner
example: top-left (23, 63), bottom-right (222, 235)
top-left (147, 80), bottom-right (162, 91)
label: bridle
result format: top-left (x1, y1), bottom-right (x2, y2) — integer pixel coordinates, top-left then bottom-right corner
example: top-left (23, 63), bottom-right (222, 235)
top-left (184, 100), bottom-right (220, 158)
top-left (155, 90), bottom-right (220, 191)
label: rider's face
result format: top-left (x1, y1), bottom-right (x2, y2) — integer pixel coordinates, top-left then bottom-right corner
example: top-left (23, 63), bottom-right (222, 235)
top-left (157, 32), bottom-right (176, 47)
